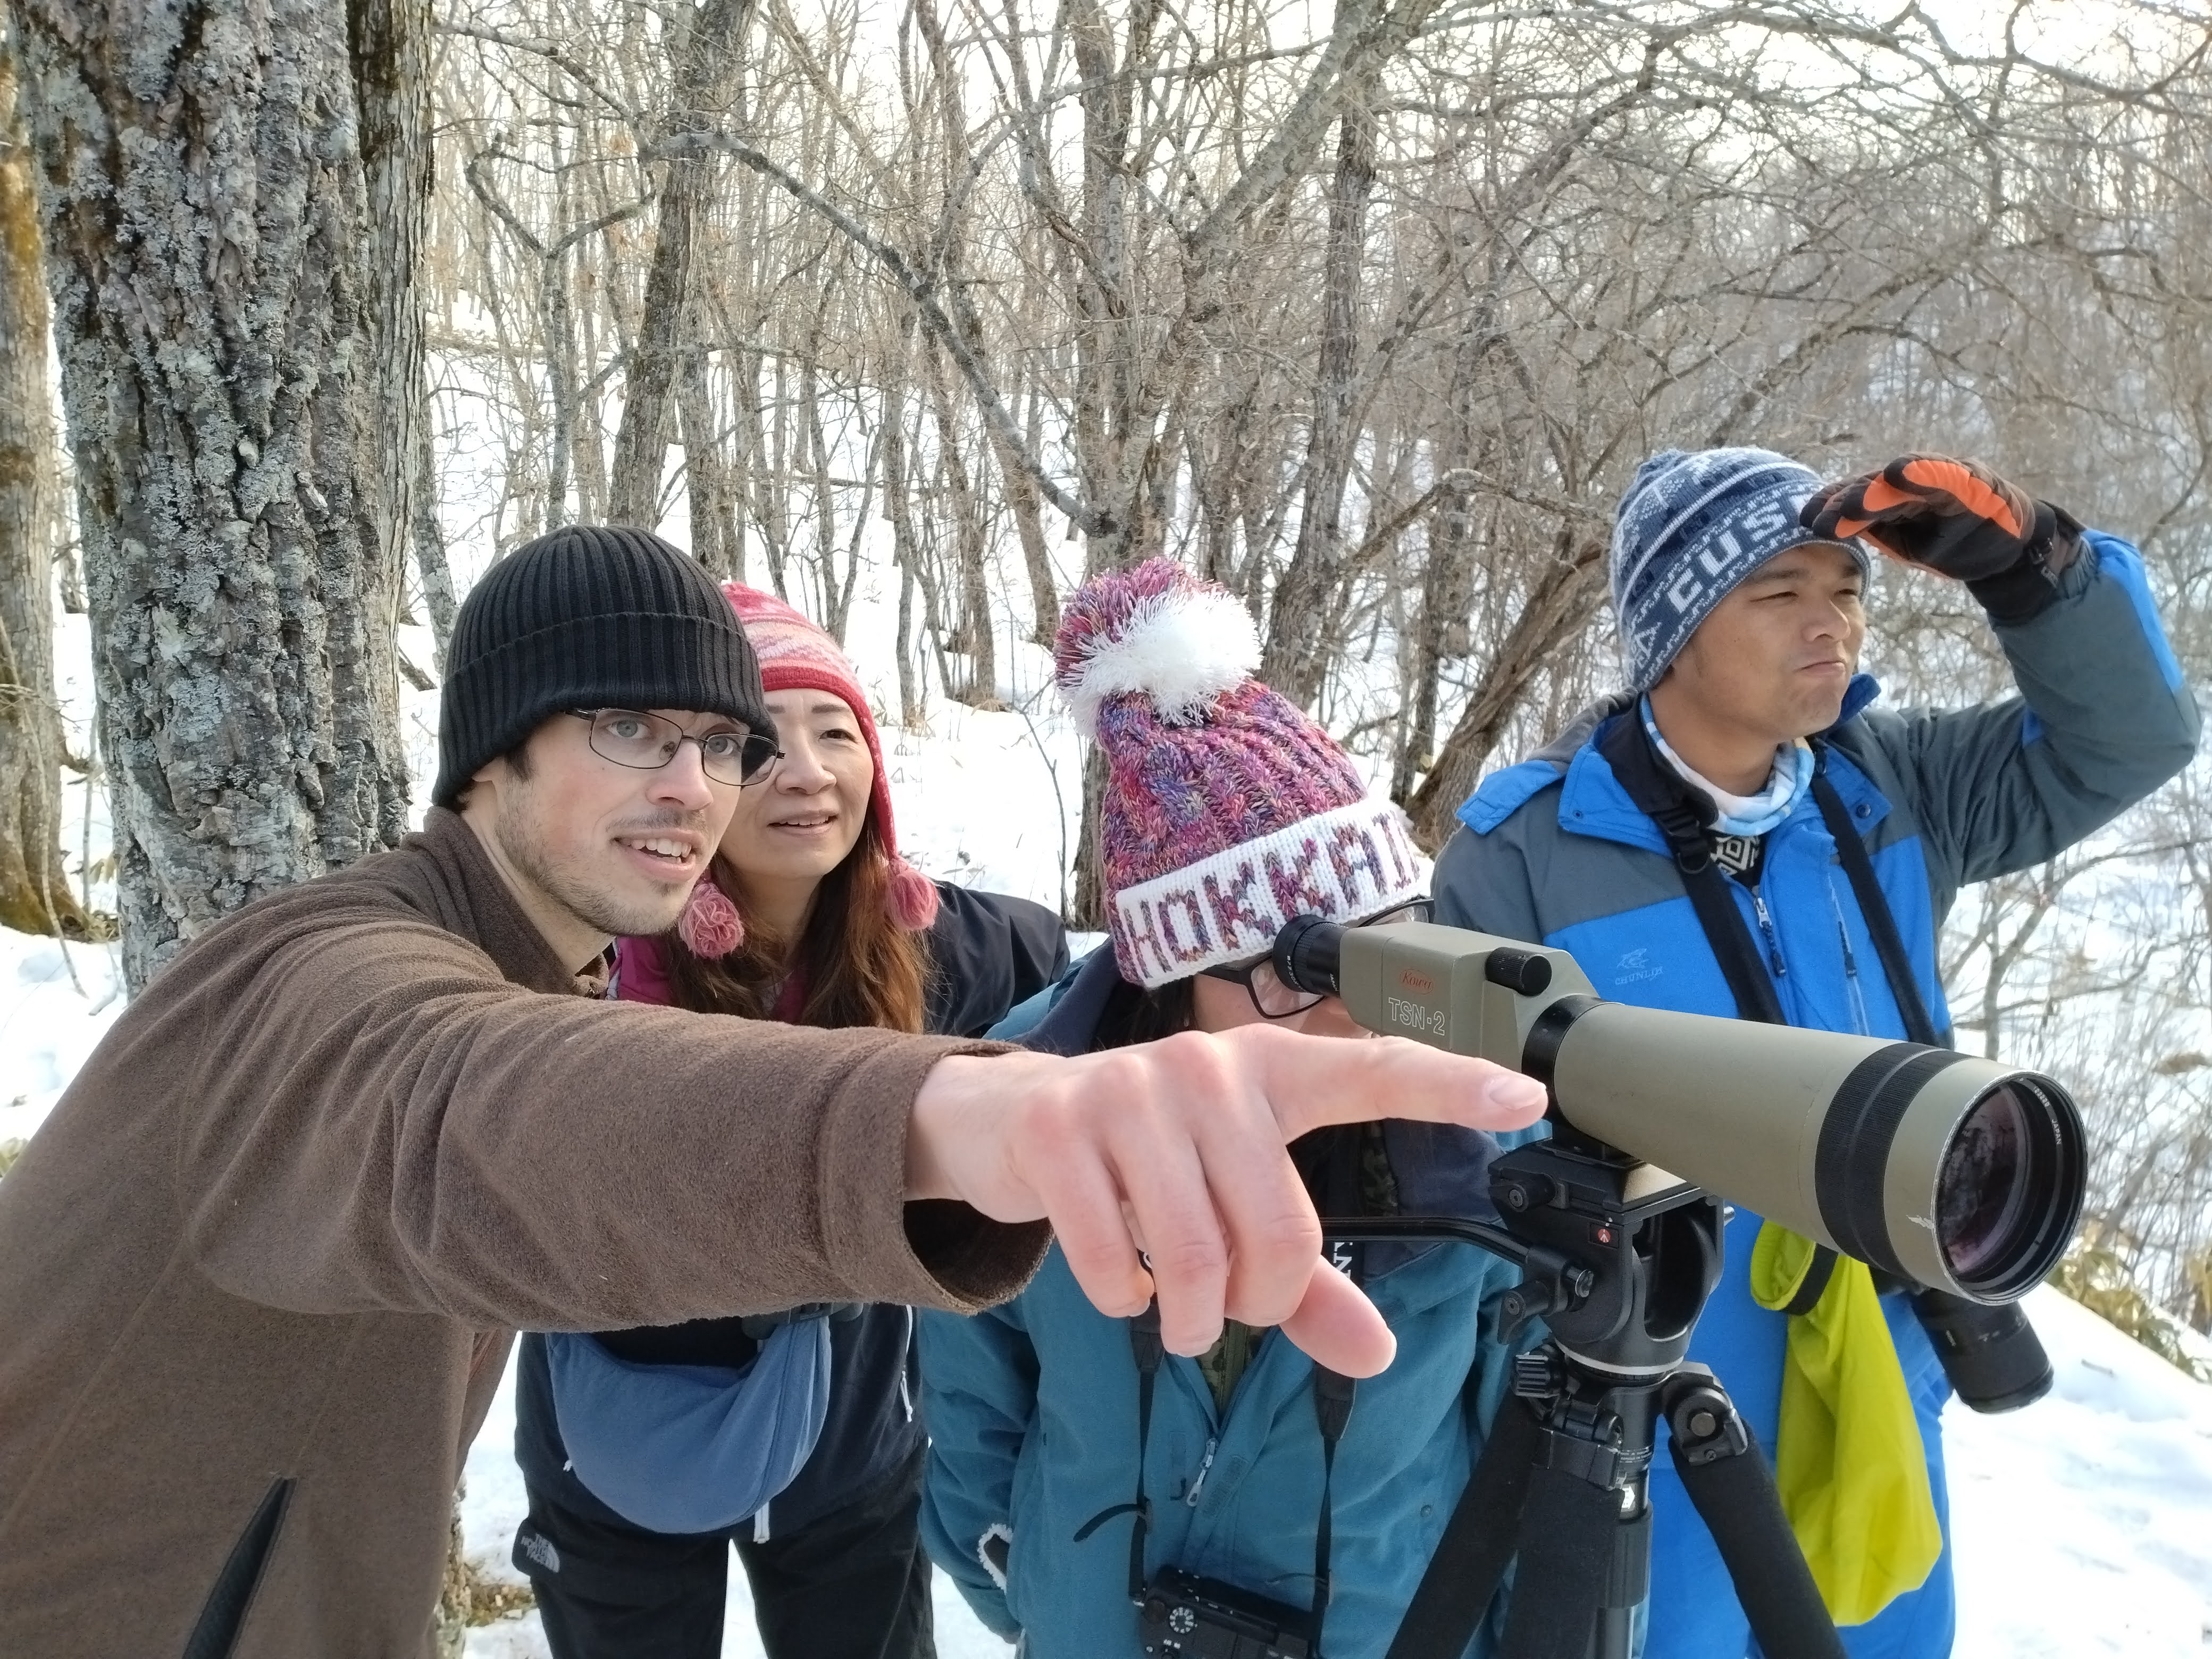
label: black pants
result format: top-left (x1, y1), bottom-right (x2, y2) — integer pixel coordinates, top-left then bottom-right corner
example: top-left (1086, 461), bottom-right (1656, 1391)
top-left (515, 1445), bottom-right (936, 1659)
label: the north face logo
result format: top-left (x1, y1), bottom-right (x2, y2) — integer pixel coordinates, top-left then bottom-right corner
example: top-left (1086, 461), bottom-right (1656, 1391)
top-left (518, 1529), bottom-right (561, 1573)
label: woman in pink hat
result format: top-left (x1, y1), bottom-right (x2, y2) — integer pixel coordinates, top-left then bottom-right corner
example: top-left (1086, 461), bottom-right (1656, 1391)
top-left (509, 584), bottom-right (1068, 1659)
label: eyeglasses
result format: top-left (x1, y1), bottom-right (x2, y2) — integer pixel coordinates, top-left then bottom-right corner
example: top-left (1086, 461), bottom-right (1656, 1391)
top-left (1201, 899), bottom-right (1434, 1019)
top-left (568, 709), bottom-right (783, 786)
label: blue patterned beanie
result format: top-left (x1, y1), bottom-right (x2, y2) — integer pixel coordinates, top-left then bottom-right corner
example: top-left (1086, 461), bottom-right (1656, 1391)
top-left (1609, 447), bottom-right (1871, 692)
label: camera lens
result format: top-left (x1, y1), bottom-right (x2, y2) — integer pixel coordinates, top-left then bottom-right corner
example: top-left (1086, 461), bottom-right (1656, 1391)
top-left (1935, 1079), bottom-right (2082, 1298)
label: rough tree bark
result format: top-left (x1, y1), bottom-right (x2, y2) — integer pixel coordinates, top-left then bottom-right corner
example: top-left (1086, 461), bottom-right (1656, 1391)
top-left (677, 348), bottom-right (742, 579)
top-left (1405, 528), bottom-right (1607, 850)
top-left (413, 415), bottom-right (459, 673)
top-left (16, 0), bottom-right (424, 987)
top-left (0, 26), bottom-right (88, 939)
top-left (1262, 104), bottom-right (1377, 708)
top-left (606, 0), bottom-right (754, 527)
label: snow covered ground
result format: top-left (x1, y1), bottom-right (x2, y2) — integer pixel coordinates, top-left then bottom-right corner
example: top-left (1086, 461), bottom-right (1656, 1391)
top-left (436, 1276), bottom-right (2212, 1659)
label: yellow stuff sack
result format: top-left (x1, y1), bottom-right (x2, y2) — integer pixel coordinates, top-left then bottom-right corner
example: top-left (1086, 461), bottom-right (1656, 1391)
top-left (1748, 1222), bottom-right (1942, 1627)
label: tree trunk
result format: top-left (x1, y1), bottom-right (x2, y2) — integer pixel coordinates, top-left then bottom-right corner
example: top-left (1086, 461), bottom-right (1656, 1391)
top-left (1404, 532), bottom-right (1607, 851)
top-left (923, 343), bottom-right (998, 706)
top-left (908, 0), bottom-right (1058, 644)
top-left (1393, 338), bottom-right (1492, 803)
top-left (18, 0), bottom-right (421, 987)
top-left (351, 0), bottom-right (430, 678)
top-left (1261, 105), bottom-right (1376, 707)
top-left (0, 27), bottom-right (88, 939)
top-left (678, 349), bottom-right (743, 580)
top-left (606, 0), bottom-right (754, 527)
top-left (882, 381), bottom-right (925, 728)
top-left (1011, 379), bottom-right (1060, 643)
top-left (413, 415), bottom-right (458, 673)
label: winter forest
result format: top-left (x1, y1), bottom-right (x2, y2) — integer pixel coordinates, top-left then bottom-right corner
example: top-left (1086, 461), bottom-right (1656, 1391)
top-left (0, 0), bottom-right (2209, 1646)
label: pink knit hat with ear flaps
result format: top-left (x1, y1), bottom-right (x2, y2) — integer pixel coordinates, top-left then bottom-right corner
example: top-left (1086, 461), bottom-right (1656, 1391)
top-left (676, 584), bottom-right (938, 958)
top-left (1054, 558), bottom-right (1425, 990)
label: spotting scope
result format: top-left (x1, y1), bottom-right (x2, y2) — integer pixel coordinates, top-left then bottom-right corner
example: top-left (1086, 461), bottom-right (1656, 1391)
top-left (1274, 915), bottom-right (2084, 1304)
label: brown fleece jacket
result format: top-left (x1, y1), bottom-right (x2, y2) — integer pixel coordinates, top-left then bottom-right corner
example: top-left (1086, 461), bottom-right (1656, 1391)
top-left (0, 809), bottom-right (1046, 1658)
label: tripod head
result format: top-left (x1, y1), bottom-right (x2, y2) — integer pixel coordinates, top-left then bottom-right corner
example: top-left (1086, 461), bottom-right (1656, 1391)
top-left (1282, 926), bottom-right (1839, 1659)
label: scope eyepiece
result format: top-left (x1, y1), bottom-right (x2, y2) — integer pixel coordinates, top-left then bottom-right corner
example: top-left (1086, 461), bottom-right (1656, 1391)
top-left (1272, 913), bottom-right (1344, 998)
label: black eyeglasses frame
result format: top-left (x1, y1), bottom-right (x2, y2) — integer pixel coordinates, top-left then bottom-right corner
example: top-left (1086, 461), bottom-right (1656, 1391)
top-left (567, 708), bottom-right (783, 786)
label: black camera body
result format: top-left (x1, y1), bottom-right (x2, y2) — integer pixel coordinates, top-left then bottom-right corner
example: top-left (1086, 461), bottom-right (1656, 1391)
top-left (1138, 1567), bottom-right (1317, 1658)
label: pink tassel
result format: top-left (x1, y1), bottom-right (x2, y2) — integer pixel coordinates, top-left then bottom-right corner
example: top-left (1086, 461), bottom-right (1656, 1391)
top-left (886, 860), bottom-right (939, 932)
top-left (677, 877), bottom-right (746, 958)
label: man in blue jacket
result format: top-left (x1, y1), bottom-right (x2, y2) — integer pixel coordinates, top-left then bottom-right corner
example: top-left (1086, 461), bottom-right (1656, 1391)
top-left (1434, 449), bottom-right (2198, 1658)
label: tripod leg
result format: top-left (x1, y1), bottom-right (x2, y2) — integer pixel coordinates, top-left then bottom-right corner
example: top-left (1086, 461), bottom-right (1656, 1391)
top-left (1495, 1456), bottom-right (1622, 1659)
top-left (1662, 1374), bottom-right (1846, 1659)
top-left (1384, 1390), bottom-right (1543, 1659)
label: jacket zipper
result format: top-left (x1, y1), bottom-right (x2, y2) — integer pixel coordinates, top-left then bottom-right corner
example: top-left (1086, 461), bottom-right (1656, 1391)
top-left (1750, 890), bottom-right (1787, 979)
top-left (1831, 885), bottom-right (1871, 1036)
top-left (900, 1307), bottom-right (916, 1421)
top-left (1184, 1437), bottom-right (1219, 1507)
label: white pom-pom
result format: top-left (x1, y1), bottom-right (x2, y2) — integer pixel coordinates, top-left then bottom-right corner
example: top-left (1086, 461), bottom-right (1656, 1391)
top-left (1059, 584), bottom-right (1260, 736)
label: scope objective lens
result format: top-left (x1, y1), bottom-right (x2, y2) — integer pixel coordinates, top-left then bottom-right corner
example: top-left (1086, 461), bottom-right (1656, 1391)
top-left (1934, 1079), bottom-right (2083, 1298)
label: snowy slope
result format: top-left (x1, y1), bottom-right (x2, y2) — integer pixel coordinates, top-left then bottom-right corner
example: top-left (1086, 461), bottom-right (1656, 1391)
top-left (1945, 1285), bottom-right (2212, 1659)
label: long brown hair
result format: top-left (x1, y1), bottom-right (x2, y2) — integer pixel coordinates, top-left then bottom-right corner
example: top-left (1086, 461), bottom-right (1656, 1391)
top-left (661, 814), bottom-right (930, 1033)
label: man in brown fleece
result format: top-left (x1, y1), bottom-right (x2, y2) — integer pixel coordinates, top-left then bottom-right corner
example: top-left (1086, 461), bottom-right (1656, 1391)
top-left (0, 526), bottom-right (1548, 1658)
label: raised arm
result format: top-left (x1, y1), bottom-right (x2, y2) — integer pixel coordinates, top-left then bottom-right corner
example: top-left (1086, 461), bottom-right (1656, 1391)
top-left (1802, 457), bottom-right (2197, 892)
top-left (1866, 530), bottom-right (2197, 890)
top-left (174, 891), bottom-right (1549, 1375)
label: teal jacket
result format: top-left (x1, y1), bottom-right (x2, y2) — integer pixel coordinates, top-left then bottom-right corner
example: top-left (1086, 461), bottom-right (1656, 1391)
top-left (918, 949), bottom-right (1533, 1658)
top-left (1432, 529), bottom-right (2196, 1659)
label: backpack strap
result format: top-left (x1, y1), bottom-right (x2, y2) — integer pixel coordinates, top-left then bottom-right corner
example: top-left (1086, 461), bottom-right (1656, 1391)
top-left (1594, 714), bottom-right (1788, 1026)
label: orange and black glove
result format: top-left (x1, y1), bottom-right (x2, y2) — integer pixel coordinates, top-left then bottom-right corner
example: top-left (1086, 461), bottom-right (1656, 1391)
top-left (1800, 455), bottom-right (2083, 622)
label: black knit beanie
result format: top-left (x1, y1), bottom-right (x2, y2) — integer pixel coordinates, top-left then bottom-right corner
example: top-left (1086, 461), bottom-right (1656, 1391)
top-left (433, 525), bottom-right (769, 808)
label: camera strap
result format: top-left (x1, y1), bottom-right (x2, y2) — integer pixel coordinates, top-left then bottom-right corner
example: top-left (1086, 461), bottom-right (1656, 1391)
top-left (1076, 1300), bottom-right (1354, 1631)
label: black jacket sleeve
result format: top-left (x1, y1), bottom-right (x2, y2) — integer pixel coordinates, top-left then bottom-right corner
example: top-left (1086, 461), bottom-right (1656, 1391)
top-left (922, 884), bottom-right (1071, 1037)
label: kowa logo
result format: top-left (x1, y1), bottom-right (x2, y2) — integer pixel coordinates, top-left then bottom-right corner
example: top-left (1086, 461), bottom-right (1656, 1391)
top-left (1397, 967), bottom-right (1435, 994)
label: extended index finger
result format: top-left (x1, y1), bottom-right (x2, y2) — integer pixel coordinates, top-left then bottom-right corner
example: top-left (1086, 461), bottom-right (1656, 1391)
top-left (1228, 1027), bottom-right (1550, 1145)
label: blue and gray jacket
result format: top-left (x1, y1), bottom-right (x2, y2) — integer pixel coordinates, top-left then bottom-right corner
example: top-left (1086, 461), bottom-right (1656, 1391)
top-left (919, 947), bottom-right (1533, 1659)
top-left (1432, 530), bottom-right (2196, 1658)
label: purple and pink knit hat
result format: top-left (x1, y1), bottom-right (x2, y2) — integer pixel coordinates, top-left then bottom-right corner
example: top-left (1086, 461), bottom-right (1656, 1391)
top-left (1055, 558), bottom-right (1423, 990)
top-left (676, 583), bottom-right (938, 957)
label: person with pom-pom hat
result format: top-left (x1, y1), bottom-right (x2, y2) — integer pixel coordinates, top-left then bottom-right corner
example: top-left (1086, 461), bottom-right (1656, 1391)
top-left (917, 559), bottom-right (1539, 1659)
top-left (512, 583), bottom-right (1069, 1659)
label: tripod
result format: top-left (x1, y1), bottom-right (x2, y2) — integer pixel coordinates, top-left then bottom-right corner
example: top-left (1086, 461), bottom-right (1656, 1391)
top-left (1325, 1132), bottom-right (1848, 1659)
